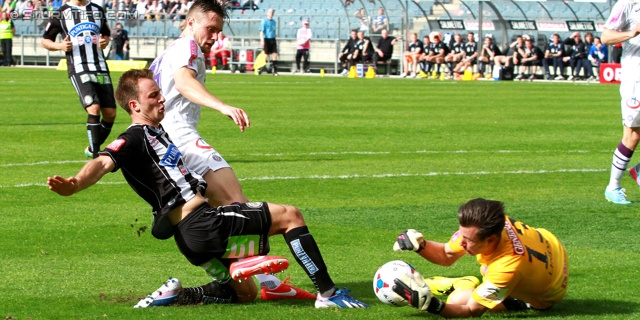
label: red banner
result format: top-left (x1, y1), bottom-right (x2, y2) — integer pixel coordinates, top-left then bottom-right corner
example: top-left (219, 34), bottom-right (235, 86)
top-left (599, 63), bottom-right (621, 84)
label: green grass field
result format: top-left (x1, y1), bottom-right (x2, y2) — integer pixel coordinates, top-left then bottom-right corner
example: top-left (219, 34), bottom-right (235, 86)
top-left (2, 68), bottom-right (639, 319)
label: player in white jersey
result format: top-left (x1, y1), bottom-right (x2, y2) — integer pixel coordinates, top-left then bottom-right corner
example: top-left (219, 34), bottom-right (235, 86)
top-left (602, 0), bottom-right (640, 204)
top-left (147, 0), bottom-right (315, 304)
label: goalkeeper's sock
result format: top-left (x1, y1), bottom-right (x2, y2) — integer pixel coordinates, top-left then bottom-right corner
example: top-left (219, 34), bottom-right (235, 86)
top-left (86, 114), bottom-right (101, 158)
top-left (608, 142), bottom-right (633, 190)
top-left (284, 226), bottom-right (335, 297)
top-left (255, 274), bottom-right (281, 289)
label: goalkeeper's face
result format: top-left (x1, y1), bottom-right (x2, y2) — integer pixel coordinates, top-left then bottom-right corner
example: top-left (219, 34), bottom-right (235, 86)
top-left (458, 226), bottom-right (493, 256)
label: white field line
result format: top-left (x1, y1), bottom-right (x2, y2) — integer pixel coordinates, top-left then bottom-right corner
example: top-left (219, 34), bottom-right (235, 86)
top-left (0, 149), bottom-right (602, 168)
top-left (3, 168), bottom-right (607, 189)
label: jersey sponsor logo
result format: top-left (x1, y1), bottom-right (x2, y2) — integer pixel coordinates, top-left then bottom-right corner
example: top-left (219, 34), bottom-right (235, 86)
top-left (504, 222), bottom-right (525, 255)
top-left (626, 97), bottom-right (640, 109)
top-left (450, 230), bottom-right (461, 242)
top-left (160, 144), bottom-right (184, 168)
top-left (106, 138), bottom-right (126, 152)
top-left (246, 202), bottom-right (263, 208)
top-left (291, 239), bottom-right (319, 275)
top-left (189, 39), bottom-right (198, 67)
top-left (195, 138), bottom-right (213, 149)
top-left (475, 280), bottom-right (505, 303)
top-left (68, 21), bottom-right (100, 38)
top-left (212, 155), bottom-right (222, 161)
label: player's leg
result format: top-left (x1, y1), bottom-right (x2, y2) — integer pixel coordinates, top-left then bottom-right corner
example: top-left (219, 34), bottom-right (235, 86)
top-left (267, 203), bottom-right (369, 308)
top-left (96, 81), bottom-right (116, 149)
top-left (606, 87), bottom-right (640, 204)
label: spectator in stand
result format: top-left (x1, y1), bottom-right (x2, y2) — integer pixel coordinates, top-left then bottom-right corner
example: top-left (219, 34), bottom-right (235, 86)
top-left (400, 32), bottom-right (422, 78)
top-left (146, 0), bottom-right (163, 20)
top-left (372, 7), bottom-right (387, 34)
top-left (0, 11), bottom-right (15, 66)
top-left (353, 8), bottom-right (370, 33)
top-left (23, 0), bottom-right (33, 18)
top-left (170, 0), bottom-right (190, 20)
top-left (543, 33), bottom-right (565, 80)
top-left (338, 29), bottom-right (358, 75)
top-left (417, 34), bottom-right (431, 77)
top-left (135, 0), bottom-right (148, 19)
top-left (494, 35), bottom-right (522, 71)
top-left (160, 0), bottom-right (176, 19)
top-left (477, 36), bottom-right (500, 79)
top-left (354, 29), bottom-right (373, 64)
top-left (515, 39), bottom-right (543, 81)
top-left (568, 32), bottom-right (595, 81)
top-left (50, 0), bottom-right (62, 10)
top-left (444, 33), bottom-right (464, 79)
top-left (208, 31), bottom-right (230, 69)
top-left (372, 28), bottom-right (398, 72)
top-left (294, 19), bottom-right (311, 73)
top-left (2, 0), bottom-right (16, 13)
top-left (424, 32), bottom-right (448, 78)
top-left (121, 0), bottom-right (135, 14)
top-left (453, 31), bottom-right (478, 79)
top-left (589, 36), bottom-right (608, 80)
top-left (14, 0), bottom-right (28, 17)
top-left (343, 0), bottom-right (354, 7)
top-left (111, 22), bottom-right (129, 60)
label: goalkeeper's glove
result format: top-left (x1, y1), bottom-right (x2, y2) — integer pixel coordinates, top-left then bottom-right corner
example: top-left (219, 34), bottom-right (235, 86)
top-left (393, 229), bottom-right (425, 252)
top-left (393, 276), bottom-right (444, 314)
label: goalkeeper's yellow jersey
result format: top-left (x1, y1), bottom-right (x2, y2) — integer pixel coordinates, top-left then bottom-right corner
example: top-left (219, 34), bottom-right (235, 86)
top-left (448, 215), bottom-right (569, 310)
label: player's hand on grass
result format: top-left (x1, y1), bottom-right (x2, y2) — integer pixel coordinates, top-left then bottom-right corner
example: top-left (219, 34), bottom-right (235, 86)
top-left (220, 105), bottom-right (250, 132)
top-left (392, 274), bottom-right (433, 311)
top-left (393, 229), bottom-right (425, 252)
top-left (47, 175), bottom-right (78, 196)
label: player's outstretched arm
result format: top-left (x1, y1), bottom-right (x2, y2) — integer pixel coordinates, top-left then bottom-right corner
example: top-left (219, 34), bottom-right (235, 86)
top-left (174, 67), bottom-right (250, 132)
top-left (601, 25), bottom-right (640, 45)
top-left (47, 156), bottom-right (115, 196)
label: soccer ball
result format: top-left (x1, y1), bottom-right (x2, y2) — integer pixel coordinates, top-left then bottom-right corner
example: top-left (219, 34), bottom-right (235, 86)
top-left (373, 260), bottom-right (417, 306)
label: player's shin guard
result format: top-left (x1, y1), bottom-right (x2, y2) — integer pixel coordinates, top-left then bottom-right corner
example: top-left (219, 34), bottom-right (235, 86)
top-left (86, 114), bottom-right (101, 158)
top-left (284, 226), bottom-right (335, 296)
top-left (98, 120), bottom-right (113, 146)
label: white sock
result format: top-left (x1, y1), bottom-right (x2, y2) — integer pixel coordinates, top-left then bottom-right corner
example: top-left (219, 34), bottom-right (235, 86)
top-left (608, 142), bottom-right (634, 190)
top-left (255, 274), bottom-right (281, 289)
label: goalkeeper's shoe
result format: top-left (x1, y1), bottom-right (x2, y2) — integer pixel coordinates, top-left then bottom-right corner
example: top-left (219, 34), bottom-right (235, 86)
top-left (604, 187), bottom-right (631, 205)
top-left (260, 277), bottom-right (316, 300)
top-left (315, 288), bottom-right (369, 308)
top-left (629, 165), bottom-right (640, 186)
top-left (134, 277), bottom-right (182, 308)
top-left (229, 256), bottom-right (289, 281)
top-left (424, 276), bottom-right (480, 296)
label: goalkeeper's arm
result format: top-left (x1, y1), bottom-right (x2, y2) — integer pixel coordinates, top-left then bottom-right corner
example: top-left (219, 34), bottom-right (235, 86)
top-left (393, 229), bottom-right (465, 266)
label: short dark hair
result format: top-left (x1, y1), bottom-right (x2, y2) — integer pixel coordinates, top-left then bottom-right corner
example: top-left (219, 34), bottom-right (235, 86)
top-left (457, 198), bottom-right (506, 241)
top-left (115, 69), bottom-right (155, 114)
top-left (187, 0), bottom-right (228, 22)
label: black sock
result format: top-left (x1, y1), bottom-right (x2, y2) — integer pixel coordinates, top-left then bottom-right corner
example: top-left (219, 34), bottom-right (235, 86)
top-left (86, 114), bottom-right (101, 158)
top-left (284, 226), bottom-right (335, 296)
top-left (98, 120), bottom-right (113, 146)
top-left (272, 60), bottom-right (278, 73)
top-left (177, 281), bottom-right (237, 305)
top-left (447, 62), bottom-right (453, 72)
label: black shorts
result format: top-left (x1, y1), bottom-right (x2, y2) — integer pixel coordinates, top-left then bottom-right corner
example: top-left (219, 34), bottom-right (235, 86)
top-left (70, 72), bottom-right (116, 109)
top-left (264, 38), bottom-right (278, 55)
top-left (523, 59), bottom-right (542, 67)
top-left (173, 202), bottom-right (272, 267)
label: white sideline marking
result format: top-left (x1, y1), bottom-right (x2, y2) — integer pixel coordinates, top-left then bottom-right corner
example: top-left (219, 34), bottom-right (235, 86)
top-left (0, 149), bottom-right (603, 167)
top-left (2, 168), bottom-right (607, 189)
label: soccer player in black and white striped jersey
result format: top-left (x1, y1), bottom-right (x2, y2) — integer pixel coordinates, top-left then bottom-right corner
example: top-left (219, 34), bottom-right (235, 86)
top-left (41, 0), bottom-right (115, 159)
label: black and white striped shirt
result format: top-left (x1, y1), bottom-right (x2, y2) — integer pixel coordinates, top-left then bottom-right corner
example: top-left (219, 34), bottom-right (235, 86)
top-left (100, 124), bottom-right (206, 235)
top-left (43, 2), bottom-right (110, 76)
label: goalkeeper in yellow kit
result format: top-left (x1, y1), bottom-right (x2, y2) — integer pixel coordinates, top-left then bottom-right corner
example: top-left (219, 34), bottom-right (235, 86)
top-left (392, 198), bottom-right (569, 318)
